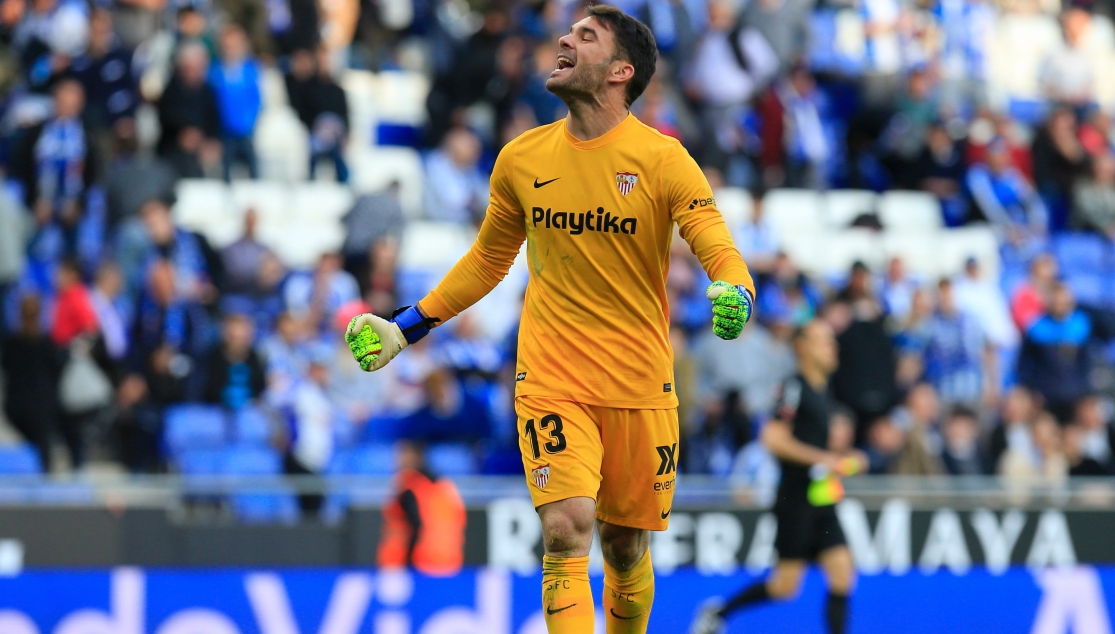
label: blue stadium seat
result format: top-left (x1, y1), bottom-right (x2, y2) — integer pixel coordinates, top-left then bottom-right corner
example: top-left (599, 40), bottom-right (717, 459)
top-left (1066, 274), bottom-right (1111, 308)
top-left (328, 443), bottom-right (395, 476)
top-left (0, 444), bottom-right (42, 474)
top-left (233, 406), bottom-right (272, 446)
top-left (426, 443), bottom-right (477, 477)
top-left (1053, 233), bottom-right (1109, 275)
top-left (164, 405), bottom-right (228, 456)
top-left (222, 447), bottom-right (299, 524)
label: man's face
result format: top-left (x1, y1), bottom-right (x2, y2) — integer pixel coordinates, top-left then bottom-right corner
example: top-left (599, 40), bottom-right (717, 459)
top-left (798, 321), bottom-right (838, 375)
top-left (546, 17), bottom-right (618, 102)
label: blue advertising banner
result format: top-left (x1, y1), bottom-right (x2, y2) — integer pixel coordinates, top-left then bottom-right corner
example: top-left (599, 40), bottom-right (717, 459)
top-left (0, 565), bottom-right (1110, 634)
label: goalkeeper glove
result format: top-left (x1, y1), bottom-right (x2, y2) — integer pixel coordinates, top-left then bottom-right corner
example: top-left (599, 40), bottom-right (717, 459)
top-left (345, 306), bottom-right (436, 372)
top-left (705, 281), bottom-right (753, 340)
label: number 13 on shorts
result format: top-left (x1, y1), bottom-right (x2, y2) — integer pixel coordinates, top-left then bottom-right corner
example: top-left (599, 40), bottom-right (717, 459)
top-left (515, 395), bottom-right (681, 531)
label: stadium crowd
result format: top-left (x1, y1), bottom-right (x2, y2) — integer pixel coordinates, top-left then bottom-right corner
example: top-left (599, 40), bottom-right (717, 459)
top-left (1, 0), bottom-right (1115, 504)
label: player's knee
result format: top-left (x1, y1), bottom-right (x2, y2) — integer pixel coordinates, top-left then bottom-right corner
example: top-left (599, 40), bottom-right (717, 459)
top-left (539, 502), bottom-right (595, 557)
top-left (826, 567), bottom-right (856, 595)
top-left (767, 571), bottom-right (804, 600)
top-left (598, 523), bottom-right (648, 571)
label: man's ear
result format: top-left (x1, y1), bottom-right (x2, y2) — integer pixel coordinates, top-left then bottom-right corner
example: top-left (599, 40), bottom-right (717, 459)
top-left (608, 60), bottom-right (635, 86)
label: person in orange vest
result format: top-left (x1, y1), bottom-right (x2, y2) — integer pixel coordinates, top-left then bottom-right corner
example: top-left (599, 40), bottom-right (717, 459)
top-left (377, 441), bottom-right (467, 576)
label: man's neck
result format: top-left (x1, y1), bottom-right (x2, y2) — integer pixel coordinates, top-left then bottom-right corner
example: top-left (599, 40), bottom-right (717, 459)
top-left (565, 99), bottom-right (629, 141)
top-left (801, 364), bottom-right (828, 391)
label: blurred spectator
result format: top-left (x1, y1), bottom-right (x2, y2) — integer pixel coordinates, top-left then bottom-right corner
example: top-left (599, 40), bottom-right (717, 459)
top-left (940, 406), bottom-right (986, 475)
top-left (262, 311), bottom-right (308, 404)
top-left (988, 386), bottom-right (1038, 472)
top-left (1018, 282), bottom-right (1094, 421)
top-left (693, 320), bottom-right (795, 421)
top-left (741, 0), bottom-right (810, 72)
top-left (129, 259), bottom-right (201, 373)
top-left (733, 192), bottom-right (780, 276)
top-left (267, 0), bottom-right (319, 57)
top-left (881, 257), bottom-right (919, 322)
top-left (755, 253), bottom-right (822, 328)
top-left (283, 252), bottom-right (359, 333)
top-left (1073, 152), bottom-right (1115, 238)
top-left (894, 287), bottom-right (934, 390)
top-left (1039, 8), bottom-right (1096, 106)
top-left (967, 137), bottom-right (1048, 247)
top-left (284, 351), bottom-right (339, 514)
top-left (829, 293), bottom-right (899, 441)
top-left (14, 79), bottom-right (96, 253)
top-left (1000, 412), bottom-right (1068, 481)
top-left (70, 9), bottom-right (138, 134)
top-left (1, 295), bottom-right (62, 468)
top-left (423, 126), bottom-right (489, 225)
top-left (952, 257), bottom-right (1018, 351)
top-left (112, 0), bottom-right (164, 49)
top-left (1078, 109), bottom-right (1113, 158)
top-left (51, 257), bottom-right (97, 347)
top-left (778, 65), bottom-right (831, 189)
top-left (688, 389), bottom-right (753, 476)
top-left (89, 261), bottom-right (128, 361)
top-left (134, 197), bottom-right (217, 304)
top-left (157, 42), bottom-right (221, 178)
top-left (881, 69), bottom-right (941, 183)
top-left (103, 121), bottom-right (176, 228)
top-left (209, 24), bottom-right (261, 180)
top-left (285, 46), bottom-right (349, 182)
top-left (397, 366), bottom-right (493, 442)
top-left (921, 279), bottom-right (993, 408)
top-left (914, 121), bottom-right (968, 226)
top-left (1031, 107), bottom-right (1090, 231)
top-left (891, 382), bottom-right (945, 475)
top-left (0, 191), bottom-right (30, 327)
top-left (865, 416), bottom-right (905, 474)
top-left (341, 186), bottom-right (404, 297)
top-left (203, 313), bottom-right (265, 411)
top-left (1066, 394), bottom-right (1114, 473)
top-left (377, 440), bottom-right (466, 575)
top-left (13, 0), bottom-right (88, 91)
top-left (221, 208), bottom-right (280, 296)
top-left (1010, 253), bottom-right (1057, 332)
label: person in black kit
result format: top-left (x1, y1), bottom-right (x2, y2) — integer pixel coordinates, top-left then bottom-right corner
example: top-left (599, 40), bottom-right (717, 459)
top-left (691, 319), bottom-right (866, 634)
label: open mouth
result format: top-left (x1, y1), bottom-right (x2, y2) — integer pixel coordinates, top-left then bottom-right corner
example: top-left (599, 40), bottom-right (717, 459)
top-left (554, 54), bottom-right (575, 73)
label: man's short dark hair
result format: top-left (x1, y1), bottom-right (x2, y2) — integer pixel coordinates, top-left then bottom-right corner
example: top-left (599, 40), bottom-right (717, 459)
top-left (585, 4), bottom-right (657, 107)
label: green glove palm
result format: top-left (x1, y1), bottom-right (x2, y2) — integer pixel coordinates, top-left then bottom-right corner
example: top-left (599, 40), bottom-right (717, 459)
top-left (706, 281), bottom-right (753, 340)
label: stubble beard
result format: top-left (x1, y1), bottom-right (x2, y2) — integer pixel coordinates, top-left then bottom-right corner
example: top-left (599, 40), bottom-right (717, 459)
top-left (545, 61), bottom-right (609, 108)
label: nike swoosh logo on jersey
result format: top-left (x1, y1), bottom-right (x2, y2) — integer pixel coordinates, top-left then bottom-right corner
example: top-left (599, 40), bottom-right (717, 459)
top-left (610, 608), bottom-right (640, 620)
top-left (534, 177), bottom-right (560, 188)
top-left (661, 508), bottom-right (671, 519)
top-left (547, 603), bottom-right (577, 615)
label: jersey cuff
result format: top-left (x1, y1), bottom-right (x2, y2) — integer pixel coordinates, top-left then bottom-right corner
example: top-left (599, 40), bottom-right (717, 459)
top-left (417, 292), bottom-right (458, 325)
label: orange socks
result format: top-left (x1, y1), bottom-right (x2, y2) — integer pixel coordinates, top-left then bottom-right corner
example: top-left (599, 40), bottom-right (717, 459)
top-left (603, 549), bottom-right (654, 633)
top-left (542, 555), bottom-right (595, 633)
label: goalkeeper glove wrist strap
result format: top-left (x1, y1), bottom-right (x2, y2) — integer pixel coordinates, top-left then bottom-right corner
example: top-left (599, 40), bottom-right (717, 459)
top-left (391, 306), bottom-right (437, 345)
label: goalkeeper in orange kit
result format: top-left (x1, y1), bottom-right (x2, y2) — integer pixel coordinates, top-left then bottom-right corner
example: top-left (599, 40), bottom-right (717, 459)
top-left (344, 5), bottom-right (754, 632)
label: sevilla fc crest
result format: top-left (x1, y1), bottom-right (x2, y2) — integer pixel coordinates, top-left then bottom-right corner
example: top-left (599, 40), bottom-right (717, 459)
top-left (532, 464), bottom-right (550, 490)
top-left (616, 172), bottom-right (638, 196)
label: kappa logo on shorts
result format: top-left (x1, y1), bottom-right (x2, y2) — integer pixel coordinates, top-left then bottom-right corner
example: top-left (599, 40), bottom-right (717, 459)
top-left (655, 444), bottom-right (677, 476)
top-left (532, 464), bottom-right (551, 490)
top-left (516, 372), bottom-right (527, 381)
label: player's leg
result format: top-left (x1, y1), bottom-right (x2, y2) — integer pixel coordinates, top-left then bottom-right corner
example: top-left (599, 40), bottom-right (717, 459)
top-left (690, 559), bottom-right (806, 634)
top-left (517, 396), bottom-right (604, 633)
top-left (598, 520), bottom-right (653, 633)
top-left (596, 407), bottom-right (678, 633)
top-left (538, 497), bottom-right (598, 632)
top-left (818, 545), bottom-right (855, 634)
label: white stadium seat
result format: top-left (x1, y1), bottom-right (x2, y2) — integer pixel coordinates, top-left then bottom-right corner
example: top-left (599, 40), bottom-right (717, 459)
top-left (824, 189), bottom-right (876, 229)
top-left (173, 179), bottom-right (232, 229)
top-left (882, 232), bottom-right (942, 280)
top-left (350, 147), bottom-right (425, 218)
top-left (254, 107), bottom-right (310, 181)
top-left (713, 187), bottom-right (753, 232)
top-left (373, 71), bottom-right (430, 126)
top-left (938, 226), bottom-right (1001, 280)
top-left (762, 189), bottom-right (825, 237)
top-left (230, 180), bottom-right (289, 226)
top-left (399, 221), bottom-right (475, 271)
top-left (290, 182), bottom-right (355, 223)
top-left (341, 70), bottom-right (379, 151)
top-left (878, 190), bottom-right (943, 232)
top-left (260, 67), bottom-right (289, 109)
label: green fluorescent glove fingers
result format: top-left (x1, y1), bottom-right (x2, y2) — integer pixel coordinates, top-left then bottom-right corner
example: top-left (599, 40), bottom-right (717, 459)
top-left (706, 280), bottom-right (751, 341)
top-left (345, 318), bottom-right (383, 372)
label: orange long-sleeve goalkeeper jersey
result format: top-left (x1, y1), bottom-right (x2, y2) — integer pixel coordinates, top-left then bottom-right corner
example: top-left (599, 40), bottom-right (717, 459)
top-left (419, 114), bottom-right (754, 409)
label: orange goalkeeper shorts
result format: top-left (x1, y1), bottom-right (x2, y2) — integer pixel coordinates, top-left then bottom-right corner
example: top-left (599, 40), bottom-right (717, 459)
top-left (515, 395), bottom-right (679, 531)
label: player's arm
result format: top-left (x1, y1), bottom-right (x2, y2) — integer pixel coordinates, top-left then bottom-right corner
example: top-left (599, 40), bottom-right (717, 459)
top-left (346, 143), bottom-right (525, 372)
top-left (761, 419), bottom-right (840, 469)
top-left (664, 146), bottom-right (756, 340)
